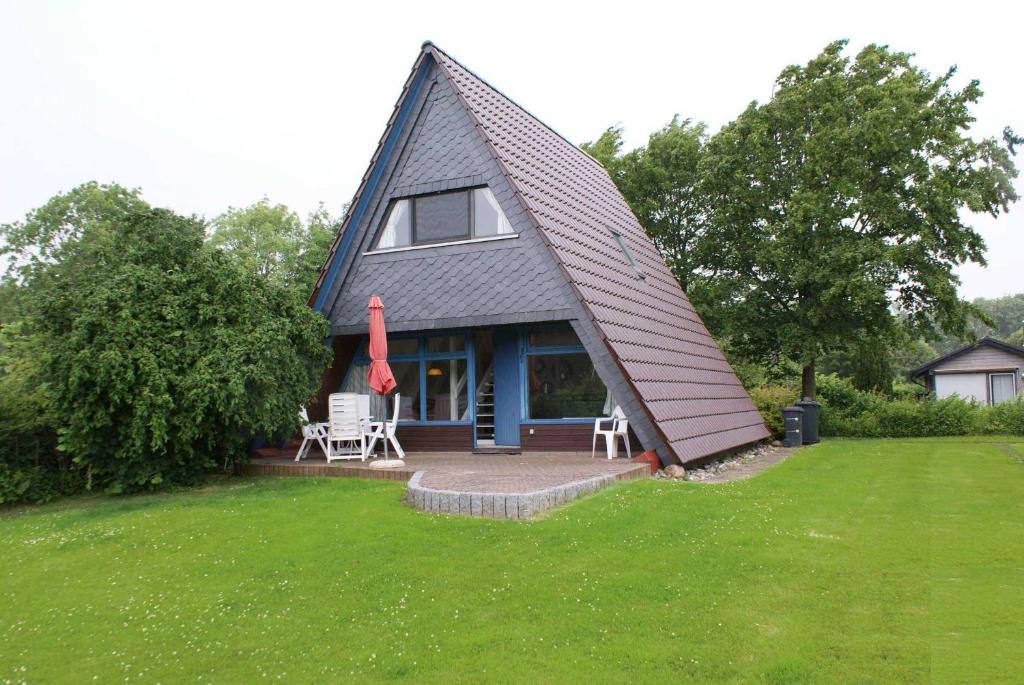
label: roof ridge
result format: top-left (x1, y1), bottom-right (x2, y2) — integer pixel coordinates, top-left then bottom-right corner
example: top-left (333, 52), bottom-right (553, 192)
top-left (422, 42), bottom-right (609, 173)
top-left (910, 335), bottom-right (1024, 376)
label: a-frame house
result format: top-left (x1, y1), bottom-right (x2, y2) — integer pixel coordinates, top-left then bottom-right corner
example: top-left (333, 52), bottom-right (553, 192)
top-left (308, 42), bottom-right (769, 465)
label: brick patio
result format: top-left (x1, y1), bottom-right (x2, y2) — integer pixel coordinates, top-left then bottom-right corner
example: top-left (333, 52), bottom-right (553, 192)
top-left (238, 451), bottom-right (651, 518)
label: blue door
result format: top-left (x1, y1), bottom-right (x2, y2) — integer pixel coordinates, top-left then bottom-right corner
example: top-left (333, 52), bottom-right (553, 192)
top-left (492, 329), bottom-right (521, 446)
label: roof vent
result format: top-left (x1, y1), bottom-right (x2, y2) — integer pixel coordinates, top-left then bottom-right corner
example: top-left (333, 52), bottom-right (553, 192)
top-left (608, 226), bottom-right (645, 280)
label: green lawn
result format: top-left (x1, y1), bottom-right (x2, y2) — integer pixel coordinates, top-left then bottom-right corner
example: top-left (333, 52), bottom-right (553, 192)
top-left (1, 439), bottom-right (1022, 683)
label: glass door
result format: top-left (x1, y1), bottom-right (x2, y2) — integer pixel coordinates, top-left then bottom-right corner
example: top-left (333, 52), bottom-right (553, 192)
top-left (990, 373), bottom-right (1017, 405)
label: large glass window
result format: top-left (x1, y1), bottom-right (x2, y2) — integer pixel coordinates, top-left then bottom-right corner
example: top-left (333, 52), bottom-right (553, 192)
top-left (529, 329), bottom-right (582, 348)
top-left (426, 335), bottom-right (465, 354)
top-left (374, 187), bottom-right (515, 250)
top-left (340, 359), bottom-right (420, 421)
top-left (425, 359), bottom-right (469, 421)
top-left (526, 352), bottom-right (608, 419)
top-left (342, 333), bottom-right (470, 423)
top-left (387, 337), bottom-right (419, 356)
top-left (390, 361), bottom-right (421, 420)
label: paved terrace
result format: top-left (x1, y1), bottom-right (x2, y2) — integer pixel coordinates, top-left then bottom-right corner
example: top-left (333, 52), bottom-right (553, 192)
top-left (238, 452), bottom-right (652, 519)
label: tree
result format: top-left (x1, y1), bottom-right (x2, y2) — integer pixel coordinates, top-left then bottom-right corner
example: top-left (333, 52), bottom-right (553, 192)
top-left (582, 117), bottom-right (710, 292)
top-left (699, 41), bottom-right (1019, 398)
top-left (208, 198), bottom-right (339, 297)
top-left (294, 202), bottom-right (341, 296)
top-left (924, 292), bottom-right (1024, 353)
top-left (820, 337), bottom-right (895, 395)
top-left (969, 293), bottom-right (1024, 338)
top-left (2, 184), bottom-right (331, 493)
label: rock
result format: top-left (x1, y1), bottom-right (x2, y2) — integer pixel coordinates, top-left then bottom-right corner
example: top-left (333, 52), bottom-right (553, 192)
top-left (771, 440), bottom-right (783, 447)
top-left (664, 464), bottom-right (686, 479)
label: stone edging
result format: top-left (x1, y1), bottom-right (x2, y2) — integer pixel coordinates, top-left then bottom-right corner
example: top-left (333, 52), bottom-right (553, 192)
top-left (404, 468), bottom-right (645, 520)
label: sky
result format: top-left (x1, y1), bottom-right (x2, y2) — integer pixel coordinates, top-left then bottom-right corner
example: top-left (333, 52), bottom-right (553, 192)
top-left (1, 0), bottom-right (1020, 300)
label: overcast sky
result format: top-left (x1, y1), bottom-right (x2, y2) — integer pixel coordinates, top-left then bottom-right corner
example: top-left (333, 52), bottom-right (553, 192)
top-left (1, 0), bottom-right (1019, 299)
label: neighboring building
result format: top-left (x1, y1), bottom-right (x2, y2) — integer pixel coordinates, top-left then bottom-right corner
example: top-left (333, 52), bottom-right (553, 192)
top-left (307, 42), bottom-right (768, 466)
top-left (911, 337), bottom-right (1024, 405)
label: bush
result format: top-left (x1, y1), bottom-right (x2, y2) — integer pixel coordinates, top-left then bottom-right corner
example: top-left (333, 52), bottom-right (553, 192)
top-left (982, 397), bottom-right (1024, 435)
top-left (5, 185), bottom-right (331, 496)
top-left (816, 374), bottom-right (878, 416)
top-left (804, 373), bottom-right (1022, 439)
top-left (892, 380), bottom-right (929, 402)
top-left (0, 327), bottom-right (82, 504)
top-left (873, 396), bottom-right (980, 437)
top-left (749, 385), bottom-right (799, 435)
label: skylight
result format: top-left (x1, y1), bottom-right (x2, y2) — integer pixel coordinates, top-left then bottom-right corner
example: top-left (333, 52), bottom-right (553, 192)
top-left (609, 227), bottom-right (645, 279)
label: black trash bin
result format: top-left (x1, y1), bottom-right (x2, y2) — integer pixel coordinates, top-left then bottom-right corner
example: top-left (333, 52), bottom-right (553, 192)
top-left (795, 398), bottom-right (821, 444)
top-left (780, 406), bottom-right (804, 448)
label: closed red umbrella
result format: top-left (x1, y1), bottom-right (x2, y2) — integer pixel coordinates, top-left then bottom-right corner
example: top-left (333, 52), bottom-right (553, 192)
top-left (366, 295), bottom-right (401, 467)
top-left (367, 295), bottom-right (396, 395)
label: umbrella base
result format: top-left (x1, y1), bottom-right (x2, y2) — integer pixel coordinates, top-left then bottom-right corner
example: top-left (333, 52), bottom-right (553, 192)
top-left (368, 459), bottom-right (406, 469)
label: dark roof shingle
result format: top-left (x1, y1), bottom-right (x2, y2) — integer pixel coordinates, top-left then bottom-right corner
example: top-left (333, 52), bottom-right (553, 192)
top-left (426, 44), bottom-right (769, 461)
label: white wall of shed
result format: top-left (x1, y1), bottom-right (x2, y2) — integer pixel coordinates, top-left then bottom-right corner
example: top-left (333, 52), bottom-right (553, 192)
top-left (934, 373), bottom-right (988, 403)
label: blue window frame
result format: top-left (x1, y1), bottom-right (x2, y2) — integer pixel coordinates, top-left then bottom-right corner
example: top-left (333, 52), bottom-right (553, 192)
top-left (337, 324), bottom-right (609, 428)
top-left (340, 331), bottom-right (474, 426)
top-left (520, 325), bottom-right (611, 424)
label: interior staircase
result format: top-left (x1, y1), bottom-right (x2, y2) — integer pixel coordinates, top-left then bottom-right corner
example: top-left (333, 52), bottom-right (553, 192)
top-left (475, 367), bottom-right (495, 445)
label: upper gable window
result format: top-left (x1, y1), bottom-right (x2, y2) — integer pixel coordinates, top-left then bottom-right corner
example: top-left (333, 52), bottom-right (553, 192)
top-left (415, 190), bottom-right (470, 243)
top-left (374, 187), bottom-right (514, 250)
top-left (473, 187), bottom-right (515, 237)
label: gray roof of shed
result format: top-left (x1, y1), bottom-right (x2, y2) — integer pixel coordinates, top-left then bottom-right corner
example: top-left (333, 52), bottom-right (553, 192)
top-left (910, 336), bottom-right (1024, 377)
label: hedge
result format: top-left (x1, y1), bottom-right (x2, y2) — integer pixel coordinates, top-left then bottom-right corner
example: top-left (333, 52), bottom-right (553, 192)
top-left (752, 373), bottom-right (1024, 438)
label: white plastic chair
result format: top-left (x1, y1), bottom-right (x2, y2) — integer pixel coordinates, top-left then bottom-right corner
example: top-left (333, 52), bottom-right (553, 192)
top-left (326, 393), bottom-right (369, 462)
top-left (294, 407), bottom-right (329, 461)
top-left (366, 393), bottom-right (406, 460)
top-left (592, 405), bottom-right (631, 459)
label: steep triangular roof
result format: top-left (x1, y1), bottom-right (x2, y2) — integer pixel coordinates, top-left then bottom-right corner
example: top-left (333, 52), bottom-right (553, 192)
top-left (312, 43), bottom-right (769, 463)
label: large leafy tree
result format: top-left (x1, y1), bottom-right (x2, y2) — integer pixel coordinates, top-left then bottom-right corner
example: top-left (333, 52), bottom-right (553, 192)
top-left (208, 198), bottom-right (338, 297)
top-left (583, 117), bottom-right (710, 292)
top-left (923, 292), bottom-right (1024, 353)
top-left (700, 41), bottom-right (1018, 398)
top-left (1, 184), bottom-right (331, 493)
top-left (968, 293), bottom-right (1024, 339)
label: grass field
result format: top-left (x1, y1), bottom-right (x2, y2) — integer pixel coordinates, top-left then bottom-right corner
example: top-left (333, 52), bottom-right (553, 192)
top-left (2, 438), bottom-right (1022, 683)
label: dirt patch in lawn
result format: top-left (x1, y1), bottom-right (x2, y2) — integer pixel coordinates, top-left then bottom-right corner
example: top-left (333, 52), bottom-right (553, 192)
top-left (675, 443), bottom-right (801, 484)
top-left (999, 443), bottom-right (1024, 465)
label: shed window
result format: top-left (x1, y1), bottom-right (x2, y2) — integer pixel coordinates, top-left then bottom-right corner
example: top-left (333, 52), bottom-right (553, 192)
top-left (375, 187), bottom-right (515, 250)
top-left (990, 373), bottom-right (1017, 405)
